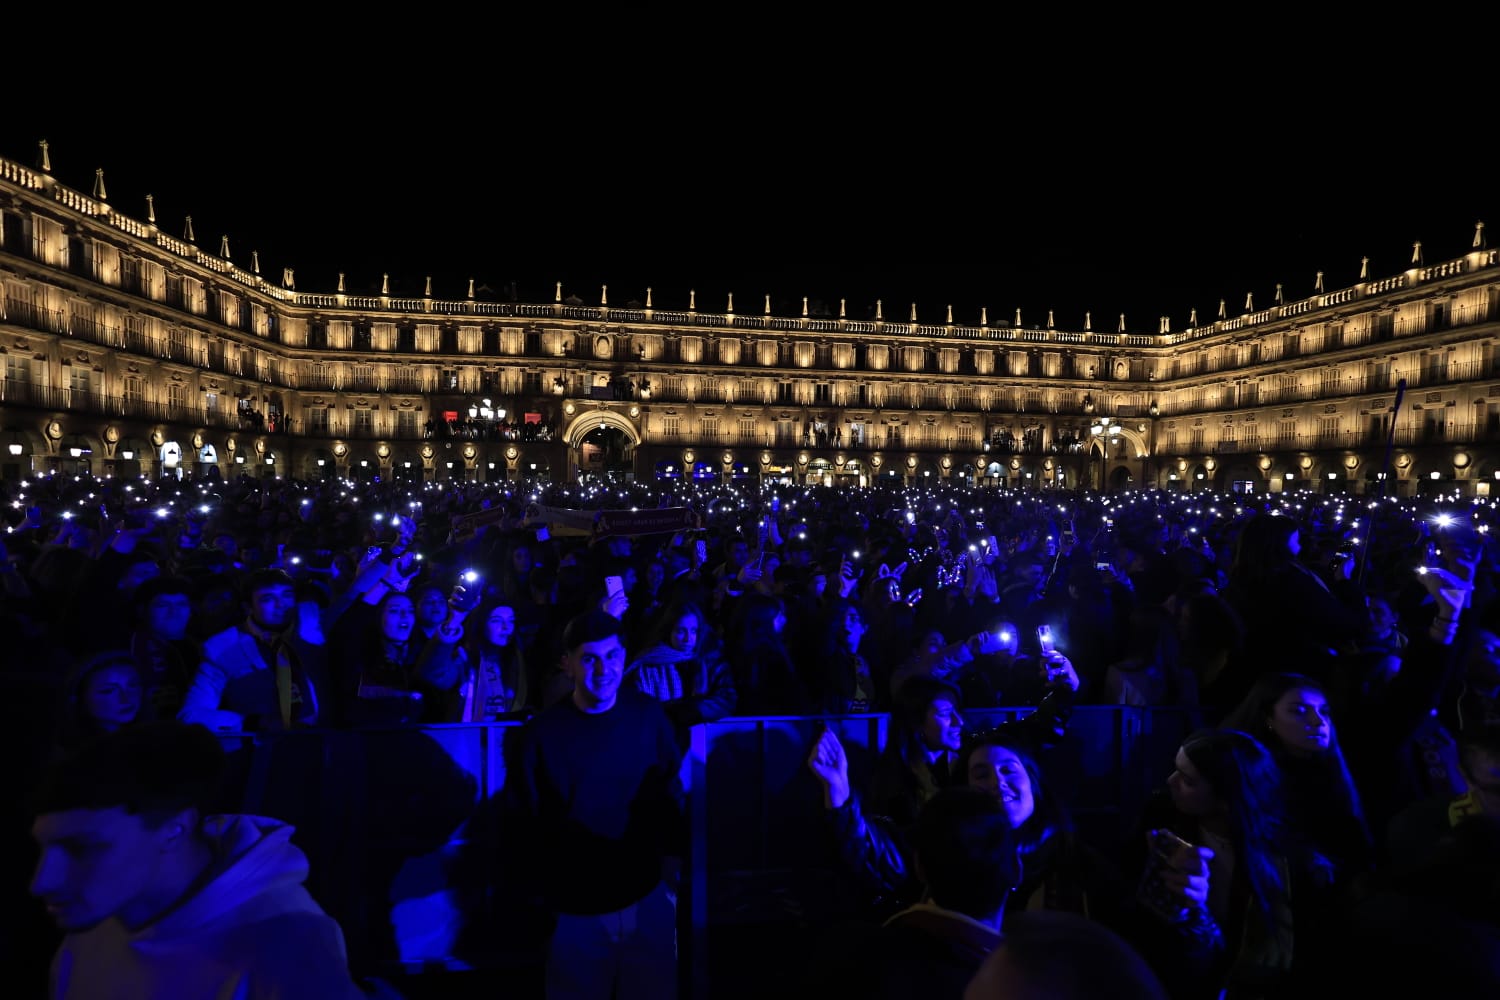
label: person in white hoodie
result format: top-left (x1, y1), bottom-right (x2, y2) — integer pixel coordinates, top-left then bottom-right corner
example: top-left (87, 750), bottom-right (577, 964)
top-left (28, 720), bottom-right (369, 1000)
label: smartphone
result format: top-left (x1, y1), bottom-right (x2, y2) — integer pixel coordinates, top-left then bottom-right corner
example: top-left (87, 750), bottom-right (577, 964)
top-left (534, 526), bottom-right (550, 542)
top-left (694, 540), bottom-right (708, 563)
top-left (996, 628), bottom-right (1014, 645)
top-left (605, 575), bottom-right (625, 599)
top-left (1036, 625), bottom-right (1055, 655)
top-left (1095, 560), bottom-right (1113, 571)
top-left (1151, 827), bottom-right (1196, 861)
top-left (1137, 828), bottom-right (1199, 923)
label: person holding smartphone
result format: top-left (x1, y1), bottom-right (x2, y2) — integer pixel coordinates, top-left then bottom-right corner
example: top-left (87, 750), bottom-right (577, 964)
top-left (1120, 729), bottom-right (1328, 1000)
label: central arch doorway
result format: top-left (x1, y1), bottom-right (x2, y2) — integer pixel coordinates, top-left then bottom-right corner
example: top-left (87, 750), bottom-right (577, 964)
top-left (578, 424), bottom-right (634, 479)
top-left (563, 410), bottom-right (640, 482)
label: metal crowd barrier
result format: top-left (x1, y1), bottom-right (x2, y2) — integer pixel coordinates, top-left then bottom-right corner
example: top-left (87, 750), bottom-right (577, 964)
top-left (219, 706), bottom-right (1202, 997)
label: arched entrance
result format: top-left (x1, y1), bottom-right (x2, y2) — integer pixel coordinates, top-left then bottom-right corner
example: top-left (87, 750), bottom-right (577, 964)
top-left (562, 410), bottom-right (640, 482)
top-left (577, 424), bottom-right (634, 480)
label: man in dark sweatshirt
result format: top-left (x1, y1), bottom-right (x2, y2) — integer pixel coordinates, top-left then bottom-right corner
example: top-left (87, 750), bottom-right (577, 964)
top-left (509, 609), bottom-right (686, 999)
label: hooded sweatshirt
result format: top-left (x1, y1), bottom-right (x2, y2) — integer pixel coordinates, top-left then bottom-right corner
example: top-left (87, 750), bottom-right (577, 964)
top-left (50, 814), bottom-right (366, 1000)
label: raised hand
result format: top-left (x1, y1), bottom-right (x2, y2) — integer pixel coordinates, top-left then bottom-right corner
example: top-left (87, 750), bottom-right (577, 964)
top-left (806, 726), bottom-right (851, 809)
top-left (1039, 652), bottom-right (1080, 692)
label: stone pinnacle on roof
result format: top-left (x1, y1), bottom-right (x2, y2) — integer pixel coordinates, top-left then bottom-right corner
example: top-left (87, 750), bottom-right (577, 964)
top-left (1244, 292), bottom-right (1253, 313)
top-left (1274, 283), bottom-right (1284, 305)
top-left (1411, 241), bottom-right (1424, 266)
top-left (876, 300), bottom-right (883, 321)
top-left (1189, 307), bottom-right (1198, 327)
top-left (646, 287), bottom-right (653, 309)
top-left (37, 139), bottom-right (51, 172)
top-left (93, 168), bottom-right (107, 201)
top-left (252, 251), bottom-right (261, 276)
top-left (469, 280), bottom-right (476, 300)
top-left (1360, 256), bottom-right (1369, 280)
top-left (1217, 299), bottom-right (1226, 320)
top-left (425, 276), bottom-right (432, 297)
top-left (1084, 312), bottom-right (1092, 332)
top-left (338, 273), bottom-right (346, 293)
top-left (183, 215), bottom-right (196, 243)
top-left (146, 194), bottom-right (156, 226)
top-left (555, 281), bottom-right (563, 302)
top-left (1315, 271), bottom-right (1324, 294)
top-left (220, 235), bottom-right (230, 260)
top-left (1117, 313), bottom-right (1126, 333)
top-left (382, 274), bottom-right (389, 295)
top-left (1474, 220), bottom-right (1487, 249)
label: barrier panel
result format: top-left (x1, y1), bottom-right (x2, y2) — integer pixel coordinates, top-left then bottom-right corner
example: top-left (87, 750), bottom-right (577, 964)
top-left (217, 706), bottom-right (1202, 996)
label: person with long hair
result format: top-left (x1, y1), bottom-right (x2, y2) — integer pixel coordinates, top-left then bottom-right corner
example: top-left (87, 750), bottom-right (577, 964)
top-left (723, 591), bottom-right (813, 715)
top-left (625, 598), bottom-right (737, 730)
top-left (457, 599), bottom-right (532, 721)
top-left (1124, 728), bottom-right (1333, 1000)
top-left (1220, 673), bottom-right (1374, 886)
top-left (806, 677), bottom-right (1095, 922)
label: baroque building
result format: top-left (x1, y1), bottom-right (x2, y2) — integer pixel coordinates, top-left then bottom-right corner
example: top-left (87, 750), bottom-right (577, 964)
top-left (2, 143), bottom-right (1497, 495)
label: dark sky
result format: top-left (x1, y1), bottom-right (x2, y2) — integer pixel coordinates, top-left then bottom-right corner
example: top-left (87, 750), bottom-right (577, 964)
top-left (5, 50), bottom-right (1492, 336)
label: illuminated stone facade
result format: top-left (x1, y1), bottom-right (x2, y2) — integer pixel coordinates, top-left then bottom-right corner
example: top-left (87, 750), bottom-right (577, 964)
top-left (2, 149), bottom-right (1497, 494)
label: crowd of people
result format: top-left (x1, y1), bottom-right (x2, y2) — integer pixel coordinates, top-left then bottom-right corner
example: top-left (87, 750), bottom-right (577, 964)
top-left (5, 468), bottom-right (1500, 998)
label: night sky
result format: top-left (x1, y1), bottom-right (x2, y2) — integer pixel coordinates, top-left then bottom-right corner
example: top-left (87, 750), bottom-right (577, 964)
top-left (6, 46), bottom-right (1493, 337)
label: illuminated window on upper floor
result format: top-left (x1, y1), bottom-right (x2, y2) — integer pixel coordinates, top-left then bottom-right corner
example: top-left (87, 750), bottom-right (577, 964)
top-left (354, 409), bottom-right (374, 434)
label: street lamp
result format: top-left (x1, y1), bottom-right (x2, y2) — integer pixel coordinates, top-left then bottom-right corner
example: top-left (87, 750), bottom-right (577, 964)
top-left (1089, 417), bottom-right (1120, 491)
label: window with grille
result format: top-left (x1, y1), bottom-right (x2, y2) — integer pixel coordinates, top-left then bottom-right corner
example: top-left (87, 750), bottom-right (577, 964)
top-left (738, 418), bottom-right (756, 441)
top-left (307, 408), bottom-right (331, 434)
top-left (69, 366), bottom-right (91, 393)
top-left (123, 376), bottom-right (143, 403)
top-left (397, 410), bottom-right (419, 437)
top-left (354, 409), bottom-right (374, 435)
top-left (662, 416), bottom-right (680, 438)
top-left (815, 383), bottom-right (831, 404)
top-left (701, 417), bottom-right (719, 440)
top-left (167, 382), bottom-right (187, 409)
top-left (394, 368), bottom-right (421, 392)
top-left (667, 376), bottom-right (684, 398)
top-left (1319, 417), bottom-right (1340, 440)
